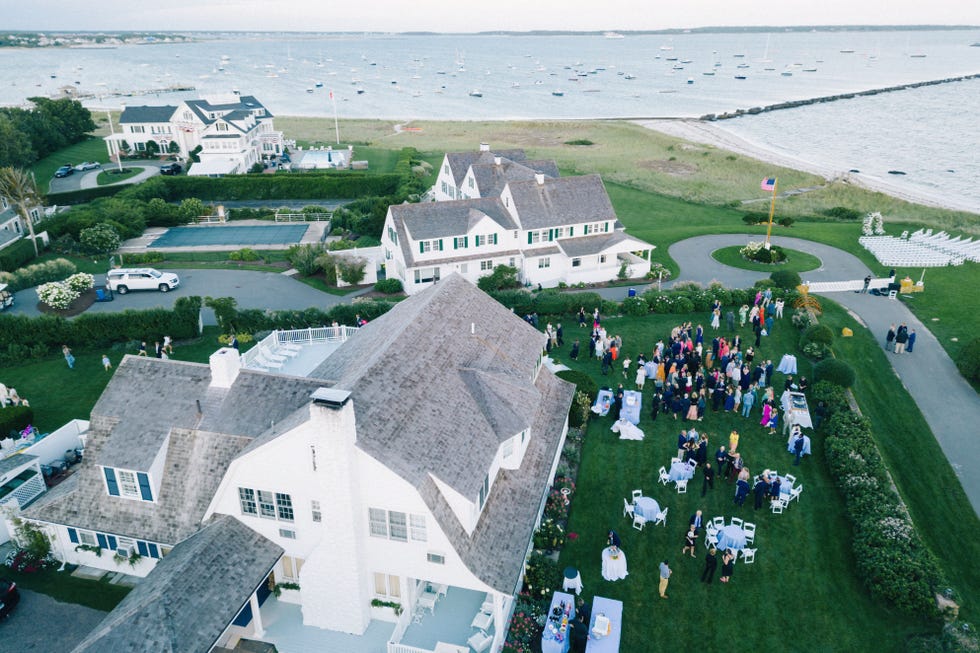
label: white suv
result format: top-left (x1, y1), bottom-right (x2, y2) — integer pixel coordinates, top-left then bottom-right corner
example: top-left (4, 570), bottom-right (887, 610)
top-left (106, 268), bottom-right (181, 294)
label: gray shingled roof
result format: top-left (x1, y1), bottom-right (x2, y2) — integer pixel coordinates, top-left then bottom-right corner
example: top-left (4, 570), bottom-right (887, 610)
top-left (508, 174), bottom-right (616, 230)
top-left (71, 514), bottom-right (282, 653)
top-left (469, 158), bottom-right (554, 197)
top-left (556, 231), bottom-right (652, 258)
top-left (119, 105), bottom-right (177, 124)
top-left (523, 159), bottom-right (561, 178)
top-left (390, 198), bottom-right (518, 267)
top-left (308, 274), bottom-right (556, 499)
top-left (25, 357), bottom-right (324, 544)
top-left (446, 148), bottom-right (527, 185)
top-left (421, 365), bottom-right (573, 593)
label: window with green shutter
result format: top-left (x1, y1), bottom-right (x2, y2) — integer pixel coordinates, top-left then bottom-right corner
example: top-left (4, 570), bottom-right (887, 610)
top-left (604, 222), bottom-right (609, 232)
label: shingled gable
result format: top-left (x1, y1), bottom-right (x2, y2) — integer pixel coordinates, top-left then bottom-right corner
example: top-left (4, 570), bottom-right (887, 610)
top-left (307, 274), bottom-right (553, 498)
top-left (71, 514), bottom-right (282, 653)
top-left (506, 174), bottom-right (616, 230)
top-left (446, 148), bottom-right (527, 185)
top-left (119, 105), bottom-right (177, 124)
top-left (391, 198), bottom-right (518, 267)
top-left (469, 156), bottom-right (557, 198)
top-left (24, 357), bottom-right (325, 544)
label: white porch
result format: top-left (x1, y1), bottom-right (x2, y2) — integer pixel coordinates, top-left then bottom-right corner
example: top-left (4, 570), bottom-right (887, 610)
top-left (388, 585), bottom-right (505, 653)
top-left (252, 597), bottom-right (396, 653)
top-left (241, 326), bottom-right (358, 376)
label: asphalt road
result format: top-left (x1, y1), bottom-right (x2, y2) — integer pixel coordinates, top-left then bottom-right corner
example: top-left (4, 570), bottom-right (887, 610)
top-left (1, 589), bottom-right (106, 650)
top-left (8, 269), bottom-right (349, 318)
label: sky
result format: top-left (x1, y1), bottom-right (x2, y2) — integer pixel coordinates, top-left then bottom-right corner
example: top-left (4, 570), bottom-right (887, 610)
top-left (2, 0), bottom-right (979, 33)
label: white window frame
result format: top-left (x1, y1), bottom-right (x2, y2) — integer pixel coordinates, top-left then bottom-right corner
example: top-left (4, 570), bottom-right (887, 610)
top-left (503, 437), bottom-right (515, 458)
top-left (529, 231), bottom-right (543, 244)
top-left (475, 234), bottom-right (487, 247)
top-left (117, 470), bottom-right (140, 499)
top-left (369, 508), bottom-right (388, 538)
top-left (311, 500), bottom-right (322, 523)
top-left (427, 552), bottom-right (446, 565)
top-left (374, 572), bottom-right (402, 598)
top-left (410, 514), bottom-right (427, 542)
top-left (239, 487), bottom-right (257, 515)
top-left (78, 530), bottom-right (97, 546)
top-left (538, 257), bottom-right (551, 269)
top-left (481, 260), bottom-right (494, 271)
top-left (258, 490), bottom-right (276, 519)
top-left (572, 258), bottom-right (582, 267)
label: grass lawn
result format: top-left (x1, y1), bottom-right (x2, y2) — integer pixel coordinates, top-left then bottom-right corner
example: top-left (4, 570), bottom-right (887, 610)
top-left (710, 245), bottom-right (822, 273)
top-left (293, 274), bottom-right (363, 295)
top-left (4, 565), bottom-right (129, 612)
top-left (543, 304), bottom-right (969, 651)
top-left (95, 167), bottom-right (142, 185)
top-left (30, 137), bottom-right (112, 193)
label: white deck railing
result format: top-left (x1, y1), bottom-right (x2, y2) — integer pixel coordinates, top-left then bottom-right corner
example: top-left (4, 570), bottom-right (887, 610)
top-left (241, 326), bottom-right (357, 369)
top-left (275, 212), bottom-right (332, 223)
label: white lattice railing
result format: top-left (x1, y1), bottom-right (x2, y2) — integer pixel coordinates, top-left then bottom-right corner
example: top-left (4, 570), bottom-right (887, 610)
top-left (239, 326), bottom-right (357, 369)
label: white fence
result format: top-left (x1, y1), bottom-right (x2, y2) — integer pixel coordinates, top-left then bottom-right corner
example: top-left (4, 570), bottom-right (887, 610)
top-left (240, 326), bottom-right (357, 370)
top-left (275, 212), bottom-right (332, 223)
top-left (802, 277), bottom-right (893, 293)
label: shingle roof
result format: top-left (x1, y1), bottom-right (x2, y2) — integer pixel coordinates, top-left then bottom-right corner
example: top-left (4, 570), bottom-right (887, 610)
top-left (508, 174), bottom-right (616, 230)
top-left (556, 231), bottom-right (652, 258)
top-left (446, 148), bottom-right (527, 185)
top-left (25, 357), bottom-right (324, 544)
top-left (71, 514), bottom-right (282, 653)
top-left (390, 198), bottom-right (518, 267)
top-left (307, 274), bottom-right (558, 498)
top-left (469, 158), bottom-right (554, 197)
top-left (421, 365), bottom-right (573, 593)
top-left (119, 105), bottom-right (177, 124)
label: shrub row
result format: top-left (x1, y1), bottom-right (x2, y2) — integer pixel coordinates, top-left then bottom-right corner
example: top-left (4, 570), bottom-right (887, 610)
top-left (820, 386), bottom-right (944, 617)
top-left (203, 296), bottom-right (395, 335)
top-left (955, 337), bottom-right (980, 384)
top-left (0, 258), bottom-right (76, 292)
top-left (0, 296), bottom-right (201, 364)
top-left (45, 184), bottom-right (127, 206)
top-left (153, 172), bottom-right (402, 201)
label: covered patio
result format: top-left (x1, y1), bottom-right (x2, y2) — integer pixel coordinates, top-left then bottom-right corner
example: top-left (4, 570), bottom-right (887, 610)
top-left (255, 598), bottom-right (396, 653)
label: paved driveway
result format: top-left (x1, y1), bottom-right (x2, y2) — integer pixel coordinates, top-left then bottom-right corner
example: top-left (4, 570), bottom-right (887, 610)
top-left (2, 589), bottom-right (106, 650)
top-left (9, 269), bottom-right (347, 318)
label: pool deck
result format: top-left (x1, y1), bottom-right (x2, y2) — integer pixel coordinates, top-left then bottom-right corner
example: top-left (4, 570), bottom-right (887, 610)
top-left (119, 219), bottom-right (328, 253)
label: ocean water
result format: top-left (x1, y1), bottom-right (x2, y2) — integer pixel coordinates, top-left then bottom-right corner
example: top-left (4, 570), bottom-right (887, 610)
top-left (1, 29), bottom-right (977, 209)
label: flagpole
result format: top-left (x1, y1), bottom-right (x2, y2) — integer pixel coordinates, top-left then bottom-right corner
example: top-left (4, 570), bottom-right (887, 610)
top-left (331, 90), bottom-right (340, 145)
top-left (764, 177), bottom-right (778, 249)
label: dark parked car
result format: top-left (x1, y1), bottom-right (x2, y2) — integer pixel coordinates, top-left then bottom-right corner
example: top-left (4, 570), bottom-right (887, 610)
top-left (0, 579), bottom-right (19, 618)
top-left (54, 165), bottom-right (74, 178)
top-left (160, 163), bottom-right (182, 175)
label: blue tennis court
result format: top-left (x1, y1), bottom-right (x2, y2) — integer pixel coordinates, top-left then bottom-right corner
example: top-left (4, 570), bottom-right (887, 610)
top-left (150, 224), bottom-right (309, 248)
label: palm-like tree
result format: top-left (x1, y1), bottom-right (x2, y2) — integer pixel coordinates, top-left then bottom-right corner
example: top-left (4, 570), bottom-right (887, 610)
top-left (0, 166), bottom-right (43, 257)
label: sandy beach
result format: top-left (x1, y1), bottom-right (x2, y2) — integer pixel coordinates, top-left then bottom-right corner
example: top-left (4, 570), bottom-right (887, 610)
top-left (636, 118), bottom-right (979, 215)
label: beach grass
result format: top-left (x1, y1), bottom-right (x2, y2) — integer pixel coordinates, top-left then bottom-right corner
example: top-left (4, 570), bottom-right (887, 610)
top-left (710, 245), bottom-right (822, 273)
top-left (550, 307), bottom-right (949, 652)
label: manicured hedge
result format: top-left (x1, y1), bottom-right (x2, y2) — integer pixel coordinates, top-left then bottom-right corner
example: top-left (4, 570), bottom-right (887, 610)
top-left (46, 184), bottom-right (127, 206)
top-left (0, 258), bottom-right (76, 292)
top-left (0, 238), bottom-right (45, 272)
top-left (0, 296), bottom-right (201, 364)
top-left (204, 296), bottom-right (395, 335)
top-left (373, 278), bottom-right (403, 294)
top-left (813, 358), bottom-right (856, 388)
top-left (154, 172), bottom-right (402, 201)
top-left (823, 404), bottom-right (945, 617)
top-left (0, 406), bottom-right (34, 438)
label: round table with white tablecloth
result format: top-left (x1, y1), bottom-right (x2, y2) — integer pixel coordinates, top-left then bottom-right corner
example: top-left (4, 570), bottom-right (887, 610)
top-left (669, 460), bottom-right (695, 482)
top-left (601, 546), bottom-right (628, 581)
top-left (633, 496), bottom-right (660, 520)
top-left (715, 525), bottom-right (747, 551)
top-left (562, 566), bottom-right (583, 595)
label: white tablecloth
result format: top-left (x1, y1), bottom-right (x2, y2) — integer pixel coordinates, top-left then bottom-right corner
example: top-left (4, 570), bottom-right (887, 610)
top-left (716, 525), bottom-right (746, 551)
top-left (787, 434), bottom-right (812, 455)
top-left (669, 460), bottom-right (695, 481)
top-left (633, 496), bottom-right (660, 520)
top-left (621, 390), bottom-right (642, 425)
top-left (586, 596), bottom-right (623, 653)
top-left (777, 354), bottom-right (798, 374)
top-left (541, 591), bottom-right (576, 653)
top-left (592, 389), bottom-right (613, 416)
top-left (601, 547), bottom-right (628, 581)
top-left (562, 569), bottom-right (583, 595)
top-left (611, 419), bottom-right (644, 440)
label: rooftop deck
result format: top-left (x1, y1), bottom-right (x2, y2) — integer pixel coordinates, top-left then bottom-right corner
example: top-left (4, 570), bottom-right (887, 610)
top-left (241, 326), bottom-right (357, 376)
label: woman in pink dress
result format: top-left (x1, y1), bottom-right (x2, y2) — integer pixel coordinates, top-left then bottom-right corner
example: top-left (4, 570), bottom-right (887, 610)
top-left (760, 400), bottom-right (773, 428)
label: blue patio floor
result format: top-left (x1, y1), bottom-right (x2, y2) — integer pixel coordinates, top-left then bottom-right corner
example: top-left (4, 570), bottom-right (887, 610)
top-left (256, 598), bottom-right (395, 653)
top-left (401, 587), bottom-right (492, 651)
top-left (149, 224), bottom-right (308, 247)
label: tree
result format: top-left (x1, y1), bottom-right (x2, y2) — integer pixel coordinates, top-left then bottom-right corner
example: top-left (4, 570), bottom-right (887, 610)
top-left (0, 114), bottom-right (34, 168)
top-left (0, 166), bottom-right (43, 257)
top-left (145, 140), bottom-right (160, 157)
top-left (477, 265), bottom-right (520, 292)
top-left (167, 141), bottom-right (181, 154)
top-left (335, 256), bottom-right (367, 285)
top-left (80, 223), bottom-right (121, 254)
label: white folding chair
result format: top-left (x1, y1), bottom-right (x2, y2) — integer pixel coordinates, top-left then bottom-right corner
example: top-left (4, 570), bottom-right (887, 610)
top-left (769, 470), bottom-right (779, 479)
top-left (730, 517), bottom-right (744, 528)
top-left (632, 514), bottom-right (647, 531)
top-left (790, 484), bottom-right (803, 504)
top-left (623, 498), bottom-right (635, 518)
top-left (784, 473), bottom-right (797, 485)
top-left (743, 522), bottom-right (756, 544)
top-left (676, 479), bottom-right (688, 494)
top-left (741, 548), bottom-right (756, 564)
top-left (670, 457), bottom-right (681, 465)
top-left (658, 466), bottom-right (670, 485)
top-left (771, 498), bottom-right (785, 514)
top-left (704, 531), bottom-right (717, 548)
top-left (654, 507), bottom-right (668, 527)
top-left (712, 516), bottom-right (725, 529)
top-left (631, 489), bottom-right (643, 500)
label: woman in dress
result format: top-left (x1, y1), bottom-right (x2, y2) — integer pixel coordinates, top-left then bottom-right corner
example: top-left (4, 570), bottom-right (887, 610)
top-left (697, 390), bottom-right (707, 421)
top-left (720, 550), bottom-right (735, 583)
top-left (578, 307), bottom-right (587, 328)
top-left (710, 308), bottom-right (721, 330)
top-left (724, 386), bottom-right (736, 412)
top-left (682, 526), bottom-right (698, 558)
top-left (729, 429), bottom-right (740, 453)
top-left (686, 393), bottom-right (699, 421)
top-left (760, 399), bottom-right (773, 428)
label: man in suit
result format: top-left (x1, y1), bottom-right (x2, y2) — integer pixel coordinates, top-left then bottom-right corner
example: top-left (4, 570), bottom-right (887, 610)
top-left (701, 462), bottom-right (715, 496)
top-left (714, 446), bottom-right (727, 477)
top-left (701, 546), bottom-right (718, 584)
top-left (689, 510), bottom-right (704, 534)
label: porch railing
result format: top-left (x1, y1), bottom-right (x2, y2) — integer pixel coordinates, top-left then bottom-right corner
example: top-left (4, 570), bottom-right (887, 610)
top-left (240, 326), bottom-right (357, 369)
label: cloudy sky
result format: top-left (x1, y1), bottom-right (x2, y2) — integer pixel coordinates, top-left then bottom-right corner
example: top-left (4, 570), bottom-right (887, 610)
top-left (4, 0), bottom-right (979, 32)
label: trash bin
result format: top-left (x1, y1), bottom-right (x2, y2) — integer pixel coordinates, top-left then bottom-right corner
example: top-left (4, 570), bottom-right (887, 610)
top-left (628, 288), bottom-right (636, 297)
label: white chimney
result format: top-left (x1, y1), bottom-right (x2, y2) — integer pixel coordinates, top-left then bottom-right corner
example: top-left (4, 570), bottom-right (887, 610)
top-left (494, 156), bottom-right (502, 166)
top-left (209, 347), bottom-right (242, 388)
top-left (479, 142), bottom-right (490, 152)
top-left (535, 173), bottom-right (545, 185)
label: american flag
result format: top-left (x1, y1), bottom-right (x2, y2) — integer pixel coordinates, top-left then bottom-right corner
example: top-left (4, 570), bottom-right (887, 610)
top-left (760, 177), bottom-right (776, 191)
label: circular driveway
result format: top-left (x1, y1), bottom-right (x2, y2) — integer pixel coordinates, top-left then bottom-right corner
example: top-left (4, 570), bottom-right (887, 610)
top-left (2, 589), bottom-right (106, 650)
top-left (8, 269), bottom-right (348, 318)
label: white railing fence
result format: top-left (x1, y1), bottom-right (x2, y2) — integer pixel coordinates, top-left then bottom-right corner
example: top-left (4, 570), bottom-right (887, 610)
top-left (275, 212), bottom-right (333, 223)
top-left (240, 326), bottom-right (357, 369)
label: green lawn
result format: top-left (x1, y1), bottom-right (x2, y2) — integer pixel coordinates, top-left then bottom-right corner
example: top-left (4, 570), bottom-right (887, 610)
top-left (546, 304), bottom-right (973, 651)
top-left (29, 137), bottom-right (111, 193)
top-left (710, 245), bottom-right (822, 273)
top-left (5, 564), bottom-right (129, 612)
top-left (95, 167), bottom-right (142, 185)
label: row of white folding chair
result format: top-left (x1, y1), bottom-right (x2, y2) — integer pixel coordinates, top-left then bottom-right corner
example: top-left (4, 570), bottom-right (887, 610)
top-left (743, 522), bottom-right (756, 544)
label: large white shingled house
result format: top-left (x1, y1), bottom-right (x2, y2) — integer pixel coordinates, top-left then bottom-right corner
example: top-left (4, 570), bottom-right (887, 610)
top-left (105, 93), bottom-right (284, 176)
top-left (24, 274), bottom-right (574, 653)
top-left (381, 143), bottom-right (654, 294)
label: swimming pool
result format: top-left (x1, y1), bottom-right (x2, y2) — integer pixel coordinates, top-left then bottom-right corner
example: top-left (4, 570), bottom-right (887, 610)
top-left (149, 224), bottom-right (309, 248)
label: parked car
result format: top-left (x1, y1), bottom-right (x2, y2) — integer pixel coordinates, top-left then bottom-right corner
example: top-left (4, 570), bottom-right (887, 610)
top-left (74, 161), bottom-right (101, 171)
top-left (160, 163), bottom-right (182, 175)
top-left (106, 268), bottom-right (180, 294)
top-left (0, 579), bottom-right (19, 619)
top-left (0, 283), bottom-right (13, 311)
top-left (54, 165), bottom-right (74, 178)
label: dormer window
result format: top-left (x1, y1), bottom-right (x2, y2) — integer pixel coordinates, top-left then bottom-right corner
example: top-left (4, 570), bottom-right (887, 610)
top-left (217, 122), bottom-right (228, 132)
top-left (478, 474), bottom-right (490, 509)
top-left (103, 466), bottom-right (154, 502)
